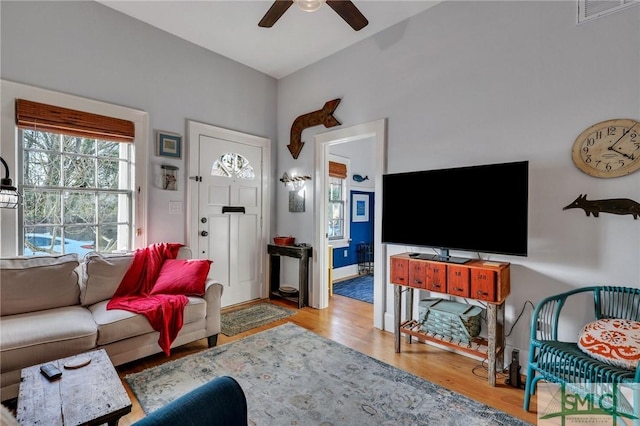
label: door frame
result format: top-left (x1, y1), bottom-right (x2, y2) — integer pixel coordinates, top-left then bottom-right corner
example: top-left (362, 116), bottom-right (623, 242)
top-left (312, 119), bottom-right (387, 330)
top-left (187, 120), bottom-right (271, 299)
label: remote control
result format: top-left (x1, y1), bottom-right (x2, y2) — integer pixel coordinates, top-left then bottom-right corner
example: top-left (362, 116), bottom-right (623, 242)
top-left (40, 363), bottom-right (62, 380)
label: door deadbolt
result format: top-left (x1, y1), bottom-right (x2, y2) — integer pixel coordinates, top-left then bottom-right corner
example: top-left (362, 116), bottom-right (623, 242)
top-left (201, 217), bottom-right (207, 223)
top-left (200, 231), bottom-right (208, 237)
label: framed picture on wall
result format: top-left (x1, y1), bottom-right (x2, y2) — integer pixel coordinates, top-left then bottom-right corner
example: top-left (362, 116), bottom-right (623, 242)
top-left (352, 193), bottom-right (369, 222)
top-left (161, 164), bottom-right (179, 191)
top-left (156, 131), bottom-right (182, 158)
top-left (289, 190), bottom-right (305, 212)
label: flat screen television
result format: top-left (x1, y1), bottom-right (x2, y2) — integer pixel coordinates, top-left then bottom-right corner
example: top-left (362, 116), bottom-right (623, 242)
top-left (381, 160), bottom-right (528, 263)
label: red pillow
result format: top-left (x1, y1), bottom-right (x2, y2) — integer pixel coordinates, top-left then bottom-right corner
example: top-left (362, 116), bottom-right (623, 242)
top-left (151, 259), bottom-right (212, 296)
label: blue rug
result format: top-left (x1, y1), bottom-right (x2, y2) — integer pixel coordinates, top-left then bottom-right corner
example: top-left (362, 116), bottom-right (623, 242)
top-left (333, 274), bottom-right (373, 303)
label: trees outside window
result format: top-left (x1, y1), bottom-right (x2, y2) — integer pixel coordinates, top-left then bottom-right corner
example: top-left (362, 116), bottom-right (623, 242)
top-left (21, 129), bottom-right (133, 256)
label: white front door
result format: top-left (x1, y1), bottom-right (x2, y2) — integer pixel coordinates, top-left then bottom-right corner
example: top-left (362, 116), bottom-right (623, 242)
top-left (188, 121), bottom-right (270, 308)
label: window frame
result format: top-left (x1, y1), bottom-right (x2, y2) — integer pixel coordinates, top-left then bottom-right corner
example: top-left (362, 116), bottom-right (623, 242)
top-left (19, 130), bottom-right (135, 255)
top-left (327, 154), bottom-right (350, 248)
top-left (0, 80), bottom-right (148, 256)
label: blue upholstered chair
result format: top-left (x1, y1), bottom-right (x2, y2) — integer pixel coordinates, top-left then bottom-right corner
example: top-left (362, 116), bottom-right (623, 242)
top-left (133, 376), bottom-right (248, 426)
top-left (523, 286), bottom-right (640, 423)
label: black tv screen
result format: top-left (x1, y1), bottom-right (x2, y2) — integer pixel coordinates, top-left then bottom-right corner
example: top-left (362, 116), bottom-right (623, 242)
top-left (381, 161), bottom-right (528, 258)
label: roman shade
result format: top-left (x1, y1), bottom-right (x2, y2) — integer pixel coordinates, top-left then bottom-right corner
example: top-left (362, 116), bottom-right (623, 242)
top-left (328, 161), bottom-right (347, 179)
top-left (15, 99), bottom-right (135, 142)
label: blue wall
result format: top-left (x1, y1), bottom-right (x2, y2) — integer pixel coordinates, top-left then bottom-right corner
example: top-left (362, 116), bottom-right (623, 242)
top-left (332, 190), bottom-right (374, 268)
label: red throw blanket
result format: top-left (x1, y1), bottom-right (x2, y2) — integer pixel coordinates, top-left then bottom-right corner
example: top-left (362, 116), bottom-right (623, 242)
top-left (107, 242), bottom-right (186, 356)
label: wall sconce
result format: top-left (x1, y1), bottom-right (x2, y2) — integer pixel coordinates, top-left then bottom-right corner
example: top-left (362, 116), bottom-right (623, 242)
top-left (280, 172), bottom-right (311, 190)
top-left (0, 156), bottom-right (22, 209)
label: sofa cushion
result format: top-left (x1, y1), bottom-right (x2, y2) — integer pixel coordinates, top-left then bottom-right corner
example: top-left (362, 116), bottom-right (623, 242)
top-left (0, 254), bottom-right (80, 316)
top-left (81, 252), bottom-right (133, 306)
top-left (0, 306), bottom-right (97, 373)
top-left (577, 318), bottom-right (640, 371)
top-left (151, 259), bottom-right (212, 296)
top-left (89, 296), bottom-right (206, 346)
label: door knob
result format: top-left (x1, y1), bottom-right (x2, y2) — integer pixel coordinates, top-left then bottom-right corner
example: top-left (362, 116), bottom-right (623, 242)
top-left (200, 231), bottom-right (208, 237)
top-left (201, 217), bottom-right (207, 223)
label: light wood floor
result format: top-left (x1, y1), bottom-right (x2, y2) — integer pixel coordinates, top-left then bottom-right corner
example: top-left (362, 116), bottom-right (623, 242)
top-left (116, 295), bottom-right (538, 425)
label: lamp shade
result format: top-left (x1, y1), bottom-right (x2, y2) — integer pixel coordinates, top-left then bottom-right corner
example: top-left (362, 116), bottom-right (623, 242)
top-left (0, 156), bottom-right (22, 209)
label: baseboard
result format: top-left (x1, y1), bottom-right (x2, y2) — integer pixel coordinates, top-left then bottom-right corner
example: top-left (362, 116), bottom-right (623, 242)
top-left (332, 265), bottom-right (359, 281)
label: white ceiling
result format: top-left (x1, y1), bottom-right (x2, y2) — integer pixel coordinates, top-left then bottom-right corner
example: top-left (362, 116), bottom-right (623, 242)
top-left (98, 1), bottom-right (442, 79)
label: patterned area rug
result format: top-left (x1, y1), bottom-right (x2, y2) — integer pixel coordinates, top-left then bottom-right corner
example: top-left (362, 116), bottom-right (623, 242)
top-left (126, 323), bottom-right (531, 425)
top-left (220, 303), bottom-right (296, 336)
top-left (333, 274), bottom-right (373, 303)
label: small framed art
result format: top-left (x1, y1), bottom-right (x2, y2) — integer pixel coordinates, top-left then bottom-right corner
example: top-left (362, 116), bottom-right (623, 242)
top-left (289, 190), bottom-right (305, 212)
top-left (352, 193), bottom-right (369, 222)
top-left (161, 164), bottom-right (178, 191)
top-left (156, 131), bottom-right (182, 158)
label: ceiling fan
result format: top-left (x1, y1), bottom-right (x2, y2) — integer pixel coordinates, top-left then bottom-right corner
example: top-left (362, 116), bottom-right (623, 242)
top-left (259, 0), bottom-right (369, 31)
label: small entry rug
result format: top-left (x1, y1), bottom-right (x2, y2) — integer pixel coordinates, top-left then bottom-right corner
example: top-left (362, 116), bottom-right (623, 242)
top-left (126, 323), bottom-right (531, 425)
top-left (333, 274), bottom-right (373, 303)
top-left (220, 303), bottom-right (296, 336)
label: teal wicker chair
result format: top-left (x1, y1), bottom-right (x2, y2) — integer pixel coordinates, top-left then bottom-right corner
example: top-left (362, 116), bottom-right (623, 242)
top-left (523, 286), bottom-right (640, 420)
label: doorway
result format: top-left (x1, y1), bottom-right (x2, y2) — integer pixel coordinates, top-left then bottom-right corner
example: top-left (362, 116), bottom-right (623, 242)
top-left (328, 145), bottom-right (374, 305)
top-left (312, 119), bottom-right (387, 330)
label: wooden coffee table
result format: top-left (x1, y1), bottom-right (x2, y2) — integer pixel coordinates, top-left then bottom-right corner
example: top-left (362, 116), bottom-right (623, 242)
top-left (17, 349), bottom-right (132, 425)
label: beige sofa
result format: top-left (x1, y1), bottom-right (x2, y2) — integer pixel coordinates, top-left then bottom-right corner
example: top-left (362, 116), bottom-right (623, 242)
top-left (0, 248), bottom-right (223, 401)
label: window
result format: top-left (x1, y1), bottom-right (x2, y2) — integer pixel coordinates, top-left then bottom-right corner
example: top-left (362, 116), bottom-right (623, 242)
top-left (1, 81), bottom-right (148, 257)
top-left (20, 130), bottom-right (133, 255)
top-left (327, 157), bottom-right (350, 244)
top-left (211, 152), bottom-right (256, 179)
top-left (10, 96), bottom-right (145, 257)
top-left (328, 176), bottom-right (345, 240)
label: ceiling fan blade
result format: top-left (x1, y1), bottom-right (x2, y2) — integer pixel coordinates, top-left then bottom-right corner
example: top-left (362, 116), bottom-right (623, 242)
top-left (326, 0), bottom-right (368, 31)
top-left (259, 0), bottom-right (294, 28)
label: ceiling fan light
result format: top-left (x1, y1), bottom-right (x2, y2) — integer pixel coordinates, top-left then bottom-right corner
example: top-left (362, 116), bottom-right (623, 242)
top-left (295, 0), bottom-right (325, 13)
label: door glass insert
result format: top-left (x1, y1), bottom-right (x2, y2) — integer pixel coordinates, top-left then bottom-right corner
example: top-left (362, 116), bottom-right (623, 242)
top-left (211, 152), bottom-right (255, 179)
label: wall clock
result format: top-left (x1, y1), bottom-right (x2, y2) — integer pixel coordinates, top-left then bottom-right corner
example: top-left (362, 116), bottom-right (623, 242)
top-left (572, 118), bottom-right (640, 178)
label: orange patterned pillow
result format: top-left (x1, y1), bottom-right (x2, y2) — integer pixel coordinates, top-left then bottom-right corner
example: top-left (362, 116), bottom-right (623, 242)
top-left (577, 318), bottom-right (640, 371)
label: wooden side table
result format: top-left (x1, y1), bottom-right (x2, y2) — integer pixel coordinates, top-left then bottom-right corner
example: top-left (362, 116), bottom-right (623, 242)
top-left (17, 349), bottom-right (131, 425)
top-left (268, 244), bottom-right (312, 308)
top-left (390, 253), bottom-right (510, 387)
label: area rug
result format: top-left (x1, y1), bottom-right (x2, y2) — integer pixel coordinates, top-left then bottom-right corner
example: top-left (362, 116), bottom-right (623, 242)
top-left (220, 303), bottom-right (296, 336)
top-left (126, 323), bottom-right (531, 425)
top-left (333, 274), bottom-right (373, 303)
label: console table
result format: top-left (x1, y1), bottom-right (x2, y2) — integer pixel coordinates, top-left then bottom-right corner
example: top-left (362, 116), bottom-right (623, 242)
top-left (268, 244), bottom-right (312, 308)
top-left (390, 253), bottom-right (510, 386)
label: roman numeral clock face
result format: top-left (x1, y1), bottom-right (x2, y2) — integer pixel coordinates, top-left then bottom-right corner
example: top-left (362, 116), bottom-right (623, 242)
top-left (572, 118), bottom-right (640, 178)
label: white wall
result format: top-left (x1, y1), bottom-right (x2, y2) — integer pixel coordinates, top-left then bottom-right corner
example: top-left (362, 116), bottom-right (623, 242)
top-left (276, 1), bottom-right (640, 362)
top-left (0, 0), bottom-right (278, 248)
top-left (330, 137), bottom-right (376, 191)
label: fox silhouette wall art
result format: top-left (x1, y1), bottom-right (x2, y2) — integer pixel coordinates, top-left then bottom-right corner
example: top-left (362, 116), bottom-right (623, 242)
top-left (563, 194), bottom-right (640, 219)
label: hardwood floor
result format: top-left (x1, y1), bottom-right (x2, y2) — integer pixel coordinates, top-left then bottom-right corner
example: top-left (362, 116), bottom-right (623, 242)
top-left (116, 295), bottom-right (538, 425)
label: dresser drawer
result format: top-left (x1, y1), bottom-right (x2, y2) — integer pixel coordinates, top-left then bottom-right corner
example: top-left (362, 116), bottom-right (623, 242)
top-left (425, 262), bottom-right (447, 293)
top-left (447, 265), bottom-right (470, 297)
top-left (408, 259), bottom-right (427, 289)
top-left (471, 269), bottom-right (496, 301)
top-left (390, 257), bottom-right (409, 285)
